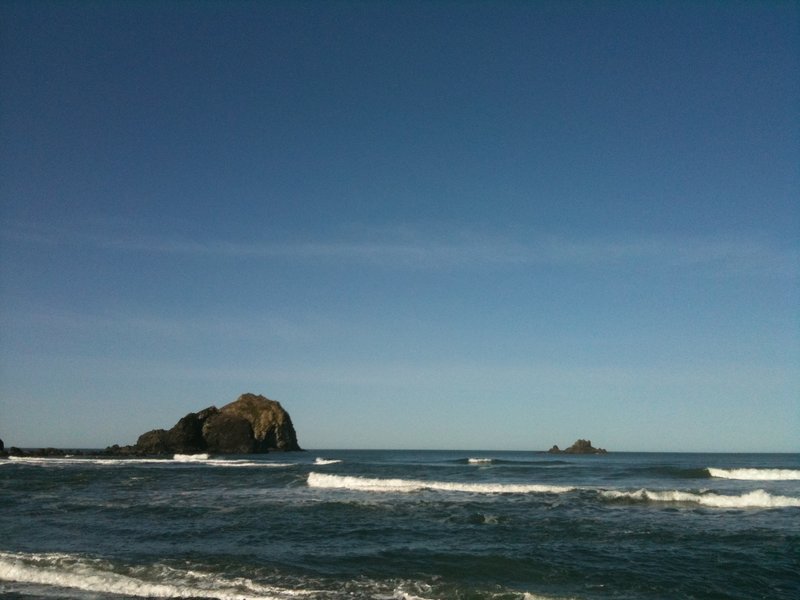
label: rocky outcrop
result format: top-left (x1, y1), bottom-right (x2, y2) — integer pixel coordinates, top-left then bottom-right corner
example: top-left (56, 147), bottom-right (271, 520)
top-left (220, 393), bottom-right (300, 451)
top-left (548, 439), bottom-right (607, 454)
top-left (202, 412), bottom-right (255, 454)
top-left (108, 393), bottom-right (301, 455)
top-left (134, 429), bottom-right (174, 454)
top-left (0, 438), bottom-right (6, 458)
top-left (5, 447), bottom-right (72, 457)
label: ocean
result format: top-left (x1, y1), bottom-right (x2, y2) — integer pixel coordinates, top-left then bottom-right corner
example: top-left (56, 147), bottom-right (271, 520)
top-left (0, 450), bottom-right (798, 600)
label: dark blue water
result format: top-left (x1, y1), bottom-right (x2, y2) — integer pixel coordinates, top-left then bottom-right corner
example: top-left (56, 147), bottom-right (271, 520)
top-left (1, 451), bottom-right (798, 600)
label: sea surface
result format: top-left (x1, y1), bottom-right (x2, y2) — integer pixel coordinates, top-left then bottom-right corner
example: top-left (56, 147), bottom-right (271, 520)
top-left (0, 450), bottom-right (798, 600)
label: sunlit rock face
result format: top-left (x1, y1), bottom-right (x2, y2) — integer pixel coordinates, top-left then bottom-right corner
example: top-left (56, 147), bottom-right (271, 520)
top-left (219, 393), bottom-right (301, 452)
top-left (109, 393), bottom-right (302, 455)
top-left (548, 439), bottom-right (607, 454)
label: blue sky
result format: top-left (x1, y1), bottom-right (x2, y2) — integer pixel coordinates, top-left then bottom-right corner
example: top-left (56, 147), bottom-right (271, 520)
top-left (1, 1), bottom-right (797, 452)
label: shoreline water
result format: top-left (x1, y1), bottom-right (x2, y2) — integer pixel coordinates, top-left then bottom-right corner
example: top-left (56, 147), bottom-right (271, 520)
top-left (2, 450), bottom-right (799, 599)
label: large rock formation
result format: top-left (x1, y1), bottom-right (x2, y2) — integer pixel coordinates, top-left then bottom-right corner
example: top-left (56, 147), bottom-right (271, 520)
top-left (220, 393), bottom-right (300, 451)
top-left (548, 439), bottom-right (607, 454)
top-left (202, 412), bottom-right (255, 454)
top-left (108, 393), bottom-right (301, 455)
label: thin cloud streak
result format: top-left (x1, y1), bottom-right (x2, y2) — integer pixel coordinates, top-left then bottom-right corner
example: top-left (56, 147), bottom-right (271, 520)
top-left (3, 222), bottom-right (797, 276)
top-left (5, 352), bottom-right (795, 394)
top-left (0, 309), bottom-right (336, 347)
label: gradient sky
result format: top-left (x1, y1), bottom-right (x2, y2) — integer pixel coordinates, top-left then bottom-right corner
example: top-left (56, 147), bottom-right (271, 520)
top-left (1, 1), bottom-right (798, 452)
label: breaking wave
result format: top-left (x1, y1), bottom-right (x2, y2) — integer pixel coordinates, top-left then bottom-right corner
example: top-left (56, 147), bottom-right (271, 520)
top-left (307, 472), bottom-right (573, 494)
top-left (314, 457), bottom-right (343, 465)
top-left (707, 467), bottom-right (800, 481)
top-left (0, 550), bottom-right (567, 600)
top-left (173, 453), bottom-right (210, 462)
top-left (452, 458), bottom-right (569, 467)
top-left (0, 551), bottom-right (309, 599)
top-left (7, 455), bottom-right (295, 468)
top-left (601, 488), bottom-right (800, 509)
top-left (176, 456), bottom-right (297, 468)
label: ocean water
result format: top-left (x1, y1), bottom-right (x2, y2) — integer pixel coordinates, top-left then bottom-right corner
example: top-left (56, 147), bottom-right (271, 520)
top-left (0, 450), bottom-right (798, 600)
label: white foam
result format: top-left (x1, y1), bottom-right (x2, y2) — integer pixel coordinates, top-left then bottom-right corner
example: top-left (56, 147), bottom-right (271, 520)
top-left (521, 593), bottom-right (580, 600)
top-left (0, 551), bottom-right (311, 600)
top-left (314, 457), bottom-right (343, 465)
top-left (173, 453), bottom-right (210, 461)
top-left (467, 458), bottom-right (494, 464)
top-left (389, 583), bottom-right (575, 600)
top-left (707, 467), bottom-right (800, 481)
top-left (307, 472), bottom-right (573, 494)
top-left (192, 459), bottom-right (296, 468)
top-left (393, 590), bottom-right (431, 600)
top-left (6, 455), bottom-right (294, 468)
top-left (8, 456), bottom-right (148, 466)
top-left (601, 488), bottom-right (800, 508)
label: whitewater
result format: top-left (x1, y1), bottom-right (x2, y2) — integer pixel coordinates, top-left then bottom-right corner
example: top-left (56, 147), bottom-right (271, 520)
top-left (707, 466), bottom-right (800, 480)
top-left (1, 450), bottom-right (798, 600)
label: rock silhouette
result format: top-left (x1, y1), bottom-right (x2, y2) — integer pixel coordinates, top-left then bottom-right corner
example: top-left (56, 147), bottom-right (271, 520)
top-left (548, 439), bottom-right (607, 454)
top-left (108, 393), bottom-right (301, 455)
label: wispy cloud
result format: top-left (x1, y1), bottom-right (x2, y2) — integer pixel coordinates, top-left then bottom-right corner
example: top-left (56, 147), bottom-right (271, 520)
top-left (3, 221), bottom-right (796, 277)
top-left (0, 308), bottom-right (337, 347)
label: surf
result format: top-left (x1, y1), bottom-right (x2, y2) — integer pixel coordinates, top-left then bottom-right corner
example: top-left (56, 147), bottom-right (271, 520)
top-left (173, 453), bottom-right (210, 461)
top-left (467, 457), bottom-right (494, 464)
top-left (0, 550), bottom-right (306, 600)
top-left (601, 488), bottom-right (800, 509)
top-left (307, 472), bottom-right (573, 494)
top-left (6, 455), bottom-right (295, 468)
top-left (707, 467), bottom-right (800, 481)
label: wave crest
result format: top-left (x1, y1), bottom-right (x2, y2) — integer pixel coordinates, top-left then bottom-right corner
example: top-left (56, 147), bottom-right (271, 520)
top-left (0, 550), bottom-right (308, 599)
top-left (601, 488), bottom-right (800, 509)
top-left (707, 467), bottom-right (800, 481)
top-left (173, 453), bottom-right (210, 462)
top-left (7, 455), bottom-right (295, 468)
top-left (307, 472), bottom-right (573, 494)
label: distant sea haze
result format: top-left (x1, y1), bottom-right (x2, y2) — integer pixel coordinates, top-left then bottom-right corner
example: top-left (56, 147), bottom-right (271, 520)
top-left (1, 450), bottom-right (799, 599)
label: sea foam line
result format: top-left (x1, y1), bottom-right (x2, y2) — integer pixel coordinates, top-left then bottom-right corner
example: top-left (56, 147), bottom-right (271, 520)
top-left (307, 472), bottom-right (573, 494)
top-left (186, 459), bottom-right (296, 468)
top-left (707, 467), bottom-right (800, 481)
top-left (0, 551), bottom-right (311, 600)
top-left (601, 488), bottom-right (800, 509)
top-left (6, 455), bottom-right (295, 468)
top-left (173, 453), bottom-right (210, 462)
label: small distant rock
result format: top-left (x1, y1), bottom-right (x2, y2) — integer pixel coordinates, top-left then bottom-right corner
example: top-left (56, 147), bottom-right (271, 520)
top-left (548, 439), bottom-right (607, 454)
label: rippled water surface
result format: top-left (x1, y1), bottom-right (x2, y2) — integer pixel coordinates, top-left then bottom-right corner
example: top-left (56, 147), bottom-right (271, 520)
top-left (1, 451), bottom-right (798, 599)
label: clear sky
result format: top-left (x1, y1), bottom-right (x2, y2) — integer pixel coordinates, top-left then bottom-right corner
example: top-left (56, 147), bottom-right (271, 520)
top-left (1, 1), bottom-right (797, 452)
